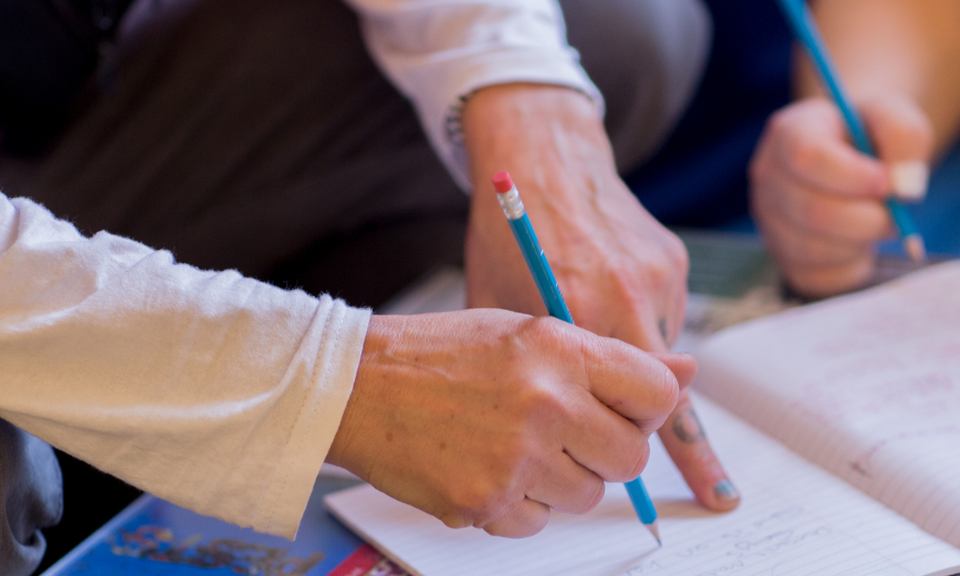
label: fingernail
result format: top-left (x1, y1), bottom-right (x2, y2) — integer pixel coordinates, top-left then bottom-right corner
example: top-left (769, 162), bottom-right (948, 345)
top-left (657, 317), bottom-right (671, 347)
top-left (890, 161), bottom-right (929, 201)
top-left (713, 479), bottom-right (740, 503)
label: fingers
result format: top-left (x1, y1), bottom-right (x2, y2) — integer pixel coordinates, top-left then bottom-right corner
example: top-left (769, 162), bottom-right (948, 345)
top-left (860, 97), bottom-right (934, 201)
top-left (754, 176), bottom-right (892, 244)
top-left (764, 99), bottom-right (887, 199)
top-left (650, 352), bottom-right (698, 390)
top-left (658, 391), bottom-right (740, 512)
top-left (758, 206), bottom-right (878, 296)
top-left (522, 453), bottom-right (607, 515)
top-left (481, 498), bottom-right (551, 538)
top-left (512, 320), bottom-right (677, 483)
top-left (556, 388), bottom-right (652, 483)
top-left (861, 97), bottom-right (934, 164)
top-left (576, 330), bottom-right (680, 431)
top-left (556, 346), bottom-right (697, 488)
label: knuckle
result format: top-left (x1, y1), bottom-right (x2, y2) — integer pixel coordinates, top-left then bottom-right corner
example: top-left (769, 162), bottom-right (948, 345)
top-left (795, 194), bottom-right (831, 231)
top-left (638, 362), bottom-right (679, 428)
top-left (484, 507), bottom-right (550, 538)
top-left (606, 260), bottom-right (648, 301)
top-left (437, 512), bottom-right (470, 530)
top-left (664, 232), bottom-right (690, 276)
top-left (655, 362), bottom-right (680, 411)
top-left (784, 135), bottom-right (823, 177)
top-left (448, 478), bottom-right (510, 522)
top-left (517, 379), bottom-right (574, 430)
top-left (767, 107), bottom-right (795, 137)
top-left (679, 441), bottom-right (722, 475)
top-left (619, 434), bottom-right (651, 481)
top-left (574, 477), bottom-right (607, 514)
top-left (523, 316), bottom-right (573, 350)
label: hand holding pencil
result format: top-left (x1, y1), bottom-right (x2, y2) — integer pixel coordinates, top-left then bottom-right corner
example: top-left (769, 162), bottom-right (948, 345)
top-left (751, 0), bottom-right (936, 298)
top-left (492, 171), bottom-right (743, 544)
top-left (750, 95), bottom-right (933, 297)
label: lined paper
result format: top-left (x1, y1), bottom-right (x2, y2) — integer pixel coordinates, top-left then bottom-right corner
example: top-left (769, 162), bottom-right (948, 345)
top-left (325, 396), bottom-right (960, 576)
top-left (695, 261), bottom-right (960, 548)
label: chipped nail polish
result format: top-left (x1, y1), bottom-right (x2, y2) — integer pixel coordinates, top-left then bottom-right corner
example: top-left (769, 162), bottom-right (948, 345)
top-left (714, 479), bottom-right (740, 503)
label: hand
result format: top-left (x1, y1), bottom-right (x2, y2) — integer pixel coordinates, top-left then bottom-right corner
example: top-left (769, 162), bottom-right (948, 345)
top-left (750, 96), bottom-right (934, 297)
top-left (327, 310), bottom-right (695, 538)
top-left (462, 84), bottom-right (687, 350)
top-left (461, 84), bottom-right (740, 513)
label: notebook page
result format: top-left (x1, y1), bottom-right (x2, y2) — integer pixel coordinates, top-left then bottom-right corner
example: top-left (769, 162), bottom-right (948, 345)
top-left (694, 261), bottom-right (960, 547)
top-left (324, 395), bottom-right (960, 576)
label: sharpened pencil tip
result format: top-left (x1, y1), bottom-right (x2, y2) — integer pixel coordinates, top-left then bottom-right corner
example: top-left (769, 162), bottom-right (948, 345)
top-left (647, 521), bottom-right (661, 546)
top-left (904, 235), bottom-right (927, 263)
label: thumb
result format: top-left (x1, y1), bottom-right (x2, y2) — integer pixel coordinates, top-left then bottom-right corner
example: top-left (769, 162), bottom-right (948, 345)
top-left (650, 352), bottom-right (698, 390)
top-left (860, 96), bottom-right (934, 201)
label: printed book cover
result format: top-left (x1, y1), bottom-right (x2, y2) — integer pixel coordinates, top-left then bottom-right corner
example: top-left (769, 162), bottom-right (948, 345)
top-left (42, 472), bottom-right (407, 576)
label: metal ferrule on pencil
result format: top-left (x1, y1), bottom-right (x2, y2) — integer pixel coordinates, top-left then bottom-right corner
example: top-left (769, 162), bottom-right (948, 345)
top-left (496, 186), bottom-right (525, 221)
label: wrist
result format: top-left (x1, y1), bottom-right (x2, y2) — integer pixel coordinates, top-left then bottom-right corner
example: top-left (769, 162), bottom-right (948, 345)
top-left (326, 315), bottom-right (394, 473)
top-left (462, 83), bottom-right (612, 184)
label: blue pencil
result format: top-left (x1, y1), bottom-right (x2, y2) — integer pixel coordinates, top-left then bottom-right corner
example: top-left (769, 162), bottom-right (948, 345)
top-left (775, 0), bottom-right (926, 262)
top-left (492, 171), bottom-right (662, 546)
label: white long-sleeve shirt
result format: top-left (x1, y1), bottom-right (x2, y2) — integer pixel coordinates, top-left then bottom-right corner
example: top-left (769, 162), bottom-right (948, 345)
top-left (344, 0), bottom-right (602, 189)
top-left (0, 0), bottom-right (596, 540)
top-left (0, 194), bottom-right (370, 539)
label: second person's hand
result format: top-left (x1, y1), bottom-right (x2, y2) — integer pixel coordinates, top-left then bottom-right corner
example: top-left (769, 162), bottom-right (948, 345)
top-left (750, 96), bottom-right (934, 298)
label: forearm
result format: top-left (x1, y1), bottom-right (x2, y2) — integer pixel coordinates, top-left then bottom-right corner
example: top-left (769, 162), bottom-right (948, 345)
top-left (0, 195), bottom-right (369, 539)
top-left (798, 0), bottom-right (960, 153)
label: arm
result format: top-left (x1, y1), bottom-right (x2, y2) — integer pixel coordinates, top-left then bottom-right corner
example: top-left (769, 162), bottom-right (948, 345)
top-left (799, 0), bottom-right (960, 152)
top-left (0, 193), bottom-right (693, 539)
top-left (0, 195), bottom-right (370, 539)
top-left (750, 1), bottom-right (960, 297)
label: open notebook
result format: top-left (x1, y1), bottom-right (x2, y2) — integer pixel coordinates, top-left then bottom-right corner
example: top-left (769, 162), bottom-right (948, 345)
top-left (693, 260), bottom-right (960, 549)
top-left (325, 260), bottom-right (960, 576)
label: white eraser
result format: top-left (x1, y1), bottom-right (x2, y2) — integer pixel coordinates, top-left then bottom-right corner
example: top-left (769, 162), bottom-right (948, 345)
top-left (890, 161), bottom-right (929, 201)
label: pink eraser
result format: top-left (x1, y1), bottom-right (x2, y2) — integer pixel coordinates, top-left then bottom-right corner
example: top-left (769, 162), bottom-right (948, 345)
top-left (492, 171), bottom-right (514, 194)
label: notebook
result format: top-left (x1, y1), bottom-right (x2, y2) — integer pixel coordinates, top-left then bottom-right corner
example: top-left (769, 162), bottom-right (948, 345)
top-left (325, 260), bottom-right (960, 576)
top-left (693, 259), bottom-right (960, 549)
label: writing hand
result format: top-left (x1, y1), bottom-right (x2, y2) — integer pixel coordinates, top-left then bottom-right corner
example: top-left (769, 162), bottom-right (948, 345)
top-left (461, 84), bottom-right (740, 514)
top-left (327, 310), bottom-right (694, 537)
top-left (750, 96), bottom-right (933, 297)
